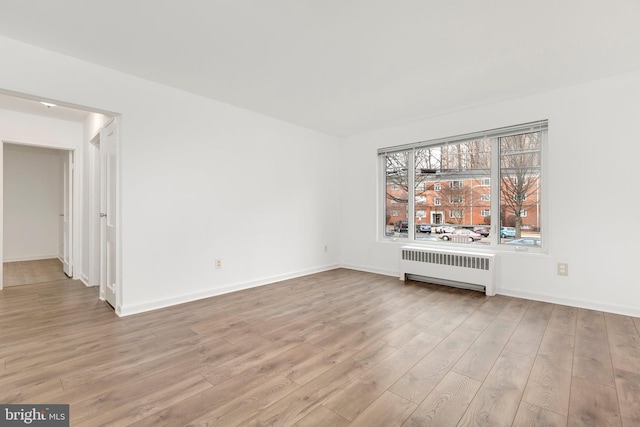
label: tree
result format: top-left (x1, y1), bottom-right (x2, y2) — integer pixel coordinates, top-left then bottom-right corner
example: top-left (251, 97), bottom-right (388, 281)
top-left (385, 140), bottom-right (491, 226)
top-left (499, 132), bottom-right (541, 238)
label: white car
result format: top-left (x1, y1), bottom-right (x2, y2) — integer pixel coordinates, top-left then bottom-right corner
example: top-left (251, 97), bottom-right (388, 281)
top-left (439, 229), bottom-right (482, 242)
top-left (434, 225), bottom-right (456, 234)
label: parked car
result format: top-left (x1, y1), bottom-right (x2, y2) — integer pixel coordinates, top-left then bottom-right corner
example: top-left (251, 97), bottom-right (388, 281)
top-left (416, 224), bottom-right (431, 233)
top-left (434, 225), bottom-right (456, 234)
top-left (506, 237), bottom-right (541, 246)
top-left (393, 220), bottom-right (408, 233)
top-left (439, 229), bottom-right (482, 242)
top-left (473, 226), bottom-right (490, 237)
top-left (500, 227), bottom-right (516, 238)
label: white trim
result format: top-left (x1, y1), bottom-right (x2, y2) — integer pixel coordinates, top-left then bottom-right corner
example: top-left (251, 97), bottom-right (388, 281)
top-left (3, 254), bottom-right (61, 263)
top-left (498, 288), bottom-right (640, 318)
top-left (117, 264), bottom-right (341, 317)
top-left (378, 120), bottom-right (548, 154)
top-left (339, 263), bottom-right (399, 278)
top-left (342, 265), bottom-right (640, 318)
top-left (80, 273), bottom-right (92, 287)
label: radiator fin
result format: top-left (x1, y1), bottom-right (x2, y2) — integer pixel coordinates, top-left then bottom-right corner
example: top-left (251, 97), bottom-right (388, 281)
top-left (399, 246), bottom-right (496, 296)
top-left (402, 249), bottom-right (491, 270)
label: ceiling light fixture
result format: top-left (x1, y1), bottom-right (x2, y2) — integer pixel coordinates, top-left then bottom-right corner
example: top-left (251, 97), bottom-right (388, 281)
top-left (40, 101), bottom-right (57, 108)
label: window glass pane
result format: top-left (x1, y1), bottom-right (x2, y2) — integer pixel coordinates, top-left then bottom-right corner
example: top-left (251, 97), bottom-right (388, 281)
top-left (385, 151), bottom-right (409, 238)
top-left (380, 121), bottom-right (545, 249)
top-left (499, 131), bottom-right (542, 245)
top-left (415, 140), bottom-right (491, 244)
top-left (434, 140), bottom-right (491, 231)
top-left (414, 147), bottom-right (440, 239)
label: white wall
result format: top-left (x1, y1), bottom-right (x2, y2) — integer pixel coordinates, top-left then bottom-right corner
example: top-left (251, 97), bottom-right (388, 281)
top-left (0, 108), bottom-right (83, 150)
top-left (0, 36), bottom-right (342, 315)
top-left (3, 143), bottom-right (63, 261)
top-left (341, 69), bottom-right (640, 317)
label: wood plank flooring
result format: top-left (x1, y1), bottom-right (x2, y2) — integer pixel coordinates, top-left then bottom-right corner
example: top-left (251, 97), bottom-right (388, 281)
top-left (3, 258), bottom-right (68, 286)
top-left (1, 268), bottom-right (639, 426)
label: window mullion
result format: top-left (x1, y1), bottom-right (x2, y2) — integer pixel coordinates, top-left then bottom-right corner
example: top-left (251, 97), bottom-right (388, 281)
top-left (490, 137), bottom-right (500, 245)
top-left (408, 149), bottom-right (416, 240)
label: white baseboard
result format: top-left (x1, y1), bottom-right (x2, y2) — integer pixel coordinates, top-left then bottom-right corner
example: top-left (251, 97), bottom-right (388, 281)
top-left (498, 288), bottom-right (640, 318)
top-left (343, 265), bottom-right (640, 318)
top-left (3, 254), bottom-right (60, 263)
top-left (117, 263), bottom-right (340, 317)
top-left (339, 263), bottom-right (399, 279)
top-left (109, 262), bottom-right (640, 319)
top-left (79, 273), bottom-right (99, 288)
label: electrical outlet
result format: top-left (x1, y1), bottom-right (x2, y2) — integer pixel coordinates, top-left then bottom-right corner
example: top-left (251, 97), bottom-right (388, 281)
top-left (557, 262), bottom-right (568, 276)
top-left (324, 245), bottom-right (328, 252)
top-left (215, 259), bottom-right (222, 269)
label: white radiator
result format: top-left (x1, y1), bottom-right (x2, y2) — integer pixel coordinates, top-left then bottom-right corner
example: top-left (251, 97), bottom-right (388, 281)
top-left (399, 245), bottom-right (496, 296)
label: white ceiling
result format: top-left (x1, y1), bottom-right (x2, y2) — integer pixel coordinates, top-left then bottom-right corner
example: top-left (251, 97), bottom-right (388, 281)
top-left (1, 0), bottom-right (639, 136)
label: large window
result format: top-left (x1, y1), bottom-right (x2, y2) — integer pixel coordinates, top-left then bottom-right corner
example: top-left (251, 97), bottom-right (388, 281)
top-left (381, 121), bottom-right (545, 248)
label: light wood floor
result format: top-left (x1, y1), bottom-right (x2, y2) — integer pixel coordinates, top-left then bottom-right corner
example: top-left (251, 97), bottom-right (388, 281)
top-left (3, 258), bottom-right (68, 287)
top-left (1, 269), bottom-right (639, 426)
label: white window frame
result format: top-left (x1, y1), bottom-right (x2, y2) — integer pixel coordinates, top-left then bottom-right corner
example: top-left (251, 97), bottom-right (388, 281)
top-left (434, 197), bottom-right (441, 206)
top-left (481, 209), bottom-right (491, 217)
top-left (378, 120), bottom-right (546, 251)
top-left (434, 183), bottom-right (441, 191)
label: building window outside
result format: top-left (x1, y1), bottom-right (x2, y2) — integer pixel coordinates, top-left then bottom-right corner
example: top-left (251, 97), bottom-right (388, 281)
top-left (380, 121), bottom-right (545, 247)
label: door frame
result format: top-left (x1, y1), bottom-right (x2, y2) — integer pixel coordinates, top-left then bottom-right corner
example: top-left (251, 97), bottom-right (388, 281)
top-left (87, 118), bottom-right (120, 312)
top-left (0, 139), bottom-right (79, 290)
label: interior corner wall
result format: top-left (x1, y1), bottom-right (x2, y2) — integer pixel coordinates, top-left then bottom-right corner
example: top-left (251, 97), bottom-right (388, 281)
top-left (0, 36), bottom-right (342, 315)
top-left (340, 68), bottom-right (640, 317)
top-left (3, 143), bottom-right (63, 262)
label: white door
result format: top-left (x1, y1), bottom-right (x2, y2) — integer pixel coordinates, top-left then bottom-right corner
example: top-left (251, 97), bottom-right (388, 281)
top-left (101, 119), bottom-right (118, 308)
top-left (62, 151), bottom-right (73, 277)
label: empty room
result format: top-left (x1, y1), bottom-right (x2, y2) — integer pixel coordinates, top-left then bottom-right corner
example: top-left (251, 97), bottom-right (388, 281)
top-left (1, 1), bottom-right (639, 426)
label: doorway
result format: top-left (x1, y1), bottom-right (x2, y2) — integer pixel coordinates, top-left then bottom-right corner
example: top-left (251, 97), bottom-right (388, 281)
top-left (0, 92), bottom-right (119, 313)
top-left (1, 143), bottom-right (74, 288)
